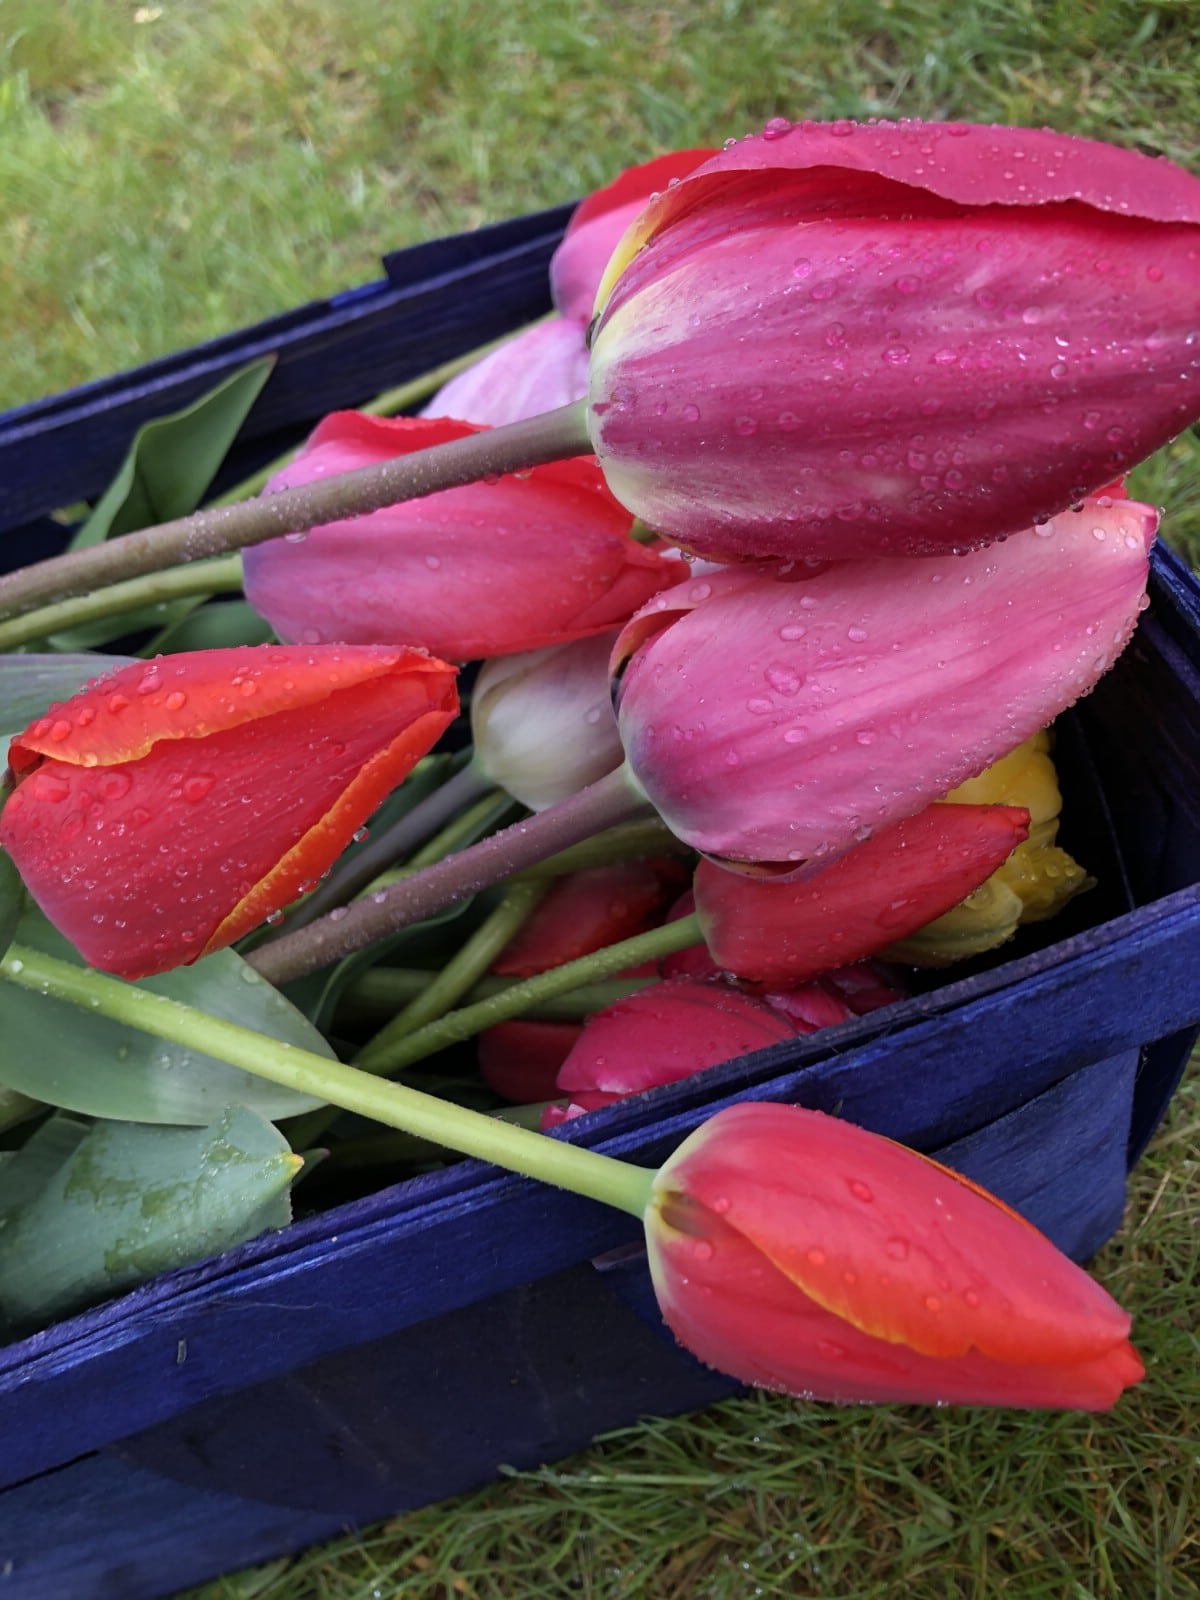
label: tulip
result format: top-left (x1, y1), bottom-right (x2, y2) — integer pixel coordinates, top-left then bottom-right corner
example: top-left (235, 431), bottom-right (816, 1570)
top-left (694, 802), bottom-right (1030, 985)
top-left (546, 976), bottom-right (800, 1123)
top-left (612, 496), bottom-right (1155, 870)
top-left (587, 118), bottom-right (1200, 562)
top-left (815, 961), bottom-right (908, 1016)
top-left (645, 1102), bottom-right (1144, 1408)
top-left (0, 645), bottom-right (458, 978)
top-left (471, 632), bottom-right (625, 811)
top-left (885, 731), bottom-right (1092, 964)
top-left (243, 413), bottom-right (685, 660)
top-left (477, 1018), bottom-right (582, 1104)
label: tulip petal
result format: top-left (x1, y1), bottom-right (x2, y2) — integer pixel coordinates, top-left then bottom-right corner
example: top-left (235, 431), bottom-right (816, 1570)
top-left (421, 317), bottom-right (591, 426)
top-left (694, 802), bottom-right (1031, 984)
top-left (614, 499), bottom-right (1154, 868)
top-left (8, 644), bottom-right (421, 772)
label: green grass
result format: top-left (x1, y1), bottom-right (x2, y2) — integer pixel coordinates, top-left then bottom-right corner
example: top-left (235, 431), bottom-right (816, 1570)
top-left (4, 2), bottom-right (1200, 1596)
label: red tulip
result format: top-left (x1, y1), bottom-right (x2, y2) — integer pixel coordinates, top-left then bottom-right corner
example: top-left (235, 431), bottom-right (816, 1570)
top-left (694, 802), bottom-right (1030, 985)
top-left (242, 413), bottom-right (685, 660)
top-left (587, 119), bottom-right (1200, 562)
top-left (477, 1018), bottom-right (583, 1104)
top-left (491, 859), bottom-right (688, 978)
top-left (646, 1102), bottom-right (1144, 1408)
top-left (612, 496), bottom-right (1155, 871)
top-left (547, 976), bottom-right (799, 1123)
top-left (550, 149), bottom-right (718, 323)
top-left (0, 645), bottom-right (458, 978)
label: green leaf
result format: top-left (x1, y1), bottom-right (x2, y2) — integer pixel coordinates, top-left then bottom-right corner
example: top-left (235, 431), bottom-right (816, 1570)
top-left (0, 847), bottom-right (21, 963)
top-left (0, 907), bottom-right (329, 1124)
top-left (0, 652), bottom-right (136, 739)
top-left (0, 1106), bottom-right (299, 1335)
top-left (71, 357), bottom-right (276, 550)
top-left (143, 597), bottom-right (276, 654)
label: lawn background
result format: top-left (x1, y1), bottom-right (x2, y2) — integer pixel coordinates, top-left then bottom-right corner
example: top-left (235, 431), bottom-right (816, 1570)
top-left (1, 2), bottom-right (1198, 1596)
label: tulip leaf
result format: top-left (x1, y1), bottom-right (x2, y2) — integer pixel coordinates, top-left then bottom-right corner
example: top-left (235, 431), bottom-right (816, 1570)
top-left (0, 652), bottom-right (137, 741)
top-left (0, 1105), bottom-right (299, 1335)
top-left (0, 907), bottom-right (328, 1124)
top-left (144, 598), bottom-right (276, 654)
top-left (70, 357), bottom-right (277, 551)
top-left (0, 847), bottom-right (22, 963)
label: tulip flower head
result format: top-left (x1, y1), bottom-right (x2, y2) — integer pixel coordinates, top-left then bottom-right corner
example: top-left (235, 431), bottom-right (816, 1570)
top-left (588, 119), bottom-right (1200, 562)
top-left (243, 413), bottom-right (685, 661)
top-left (613, 496), bottom-right (1155, 872)
top-left (471, 632), bottom-right (625, 810)
top-left (0, 645), bottom-right (458, 978)
top-left (645, 1103), bottom-right (1144, 1408)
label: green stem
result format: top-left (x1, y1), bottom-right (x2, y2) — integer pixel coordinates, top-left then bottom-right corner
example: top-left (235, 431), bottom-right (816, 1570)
top-left (381, 879), bottom-right (549, 1042)
top-left (357, 913), bottom-right (703, 1075)
top-left (507, 817), bottom-right (687, 880)
top-left (0, 944), bottom-right (655, 1218)
top-left (0, 400), bottom-right (591, 621)
top-left (263, 761), bottom-right (497, 937)
top-left (0, 555), bottom-right (244, 652)
top-left (247, 766), bottom-right (651, 987)
top-left (339, 970), bottom-right (653, 1025)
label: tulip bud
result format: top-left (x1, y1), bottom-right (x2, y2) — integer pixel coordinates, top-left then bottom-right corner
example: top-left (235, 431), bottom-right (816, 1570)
top-left (243, 413), bottom-right (685, 661)
top-left (588, 119), bottom-right (1200, 562)
top-left (885, 732), bottom-right (1093, 964)
top-left (471, 633), bottom-right (625, 810)
top-left (694, 802), bottom-right (1030, 985)
top-left (0, 645), bottom-right (458, 978)
top-left (613, 497), bottom-right (1155, 871)
top-left (645, 1102), bottom-right (1144, 1408)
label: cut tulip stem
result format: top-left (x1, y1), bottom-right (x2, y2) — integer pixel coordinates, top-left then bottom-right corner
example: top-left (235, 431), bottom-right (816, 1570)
top-left (0, 943), bottom-right (657, 1219)
top-left (247, 765), bottom-right (653, 987)
top-left (0, 400), bottom-right (592, 622)
top-left (356, 912), bottom-right (705, 1075)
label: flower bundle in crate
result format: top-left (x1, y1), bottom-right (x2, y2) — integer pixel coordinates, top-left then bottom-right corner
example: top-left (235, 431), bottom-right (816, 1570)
top-left (1, 119), bottom-right (1198, 1413)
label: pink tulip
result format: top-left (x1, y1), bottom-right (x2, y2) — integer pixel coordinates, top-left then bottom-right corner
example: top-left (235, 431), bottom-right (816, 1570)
top-left (694, 802), bottom-right (1030, 985)
top-left (587, 119), bottom-right (1200, 562)
top-left (550, 149), bottom-right (717, 323)
top-left (612, 496), bottom-right (1155, 870)
top-left (421, 317), bottom-right (592, 427)
top-left (547, 977), bottom-right (799, 1123)
top-left (646, 1102), bottom-right (1145, 1408)
top-left (243, 413), bottom-right (685, 660)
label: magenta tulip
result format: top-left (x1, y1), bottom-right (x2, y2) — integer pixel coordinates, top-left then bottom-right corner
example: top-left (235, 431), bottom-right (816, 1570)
top-left (612, 495), bottom-right (1155, 871)
top-left (243, 413), bottom-right (685, 660)
top-left (587, 119), bottom-right (1200, 561)
top-left (646, 1102), bottom-right (1145, 1408)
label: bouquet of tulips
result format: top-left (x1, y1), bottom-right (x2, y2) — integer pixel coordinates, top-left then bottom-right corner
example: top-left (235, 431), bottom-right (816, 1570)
top-left (2, 118), bottom-right (1199, 1411)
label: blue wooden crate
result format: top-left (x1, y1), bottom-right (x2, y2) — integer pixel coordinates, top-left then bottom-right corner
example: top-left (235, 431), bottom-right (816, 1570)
top-left (0, 213), bottom-right (1198, 1600)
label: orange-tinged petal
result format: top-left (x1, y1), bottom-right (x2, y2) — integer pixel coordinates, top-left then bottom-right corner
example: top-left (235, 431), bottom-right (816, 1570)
top-left (8, 644), bottom-right (424, 772)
